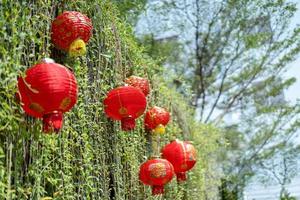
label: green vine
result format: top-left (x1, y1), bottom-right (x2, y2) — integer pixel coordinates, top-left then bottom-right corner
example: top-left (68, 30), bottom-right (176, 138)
top-left (0, 1), bottom-right (221, 199)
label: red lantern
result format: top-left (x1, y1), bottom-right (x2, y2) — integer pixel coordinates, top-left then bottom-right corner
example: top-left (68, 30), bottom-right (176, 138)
top-left (17, 58), bottom-right (78, 133)
top-left (51, 11), bottom-right (93, 57)
top-left (125, 76), bottom-right (150, 96)
top-left (103, 86), bottom-right (147, 131)
top-left (144, 106), bottom-right (170, 134)
top-left (139, 158), bottom-right (174, 195)
top-left (161, 139), bottom-right (197, 182)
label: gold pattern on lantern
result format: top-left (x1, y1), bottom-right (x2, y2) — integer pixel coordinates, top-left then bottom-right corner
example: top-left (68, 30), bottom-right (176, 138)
top-left (181, 163), bottom-right (188, 170)
top-left (187, 144), bottom-right (197, 161)
top-left (150, 113), bottom-right (156, 121)
top-left (23, 77), bottom-right (39, 94)
top-left (119, 107), bottom-right (128, 115)
top-left (66, 32), bottom-right (72, 37)
top-left (150, 163), bottom-right (166, 178)
top-left (136, 109), bottom-right (144, 117)
top-left (59, 97), bottom-right (71, 110)
top-left (53, 19), bottom-right (63, 26)
top-left (29, 102), bottom-right (44, 113)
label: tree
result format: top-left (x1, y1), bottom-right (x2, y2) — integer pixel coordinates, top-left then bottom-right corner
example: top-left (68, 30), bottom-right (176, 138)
top-left (217, 82), bottom-right (300, 198)
top-left (136, 0), bottom-right (300, 198)
top-left (138, 0), bottom-right (300, 122)
top-left (257, 145), bottom-right (300, 199)
top-left (280, 191), bottom-right (297, 200)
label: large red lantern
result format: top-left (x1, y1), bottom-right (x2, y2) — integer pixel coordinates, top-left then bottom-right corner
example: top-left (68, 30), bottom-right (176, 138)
top-left (125, 76), bottom-right (150, 96)
top-left (144, 106), bottom-right (170, 134)
top-left (139, 158), bottom-right (174, 195)
top-left (17, 58), bottom-right (78, 133)
top-left (51, 11), bottom-right (93, 57)
top-left (103, 86), bottom-right (147, 131)
top-left (161, 139), bottom-right (197, 182)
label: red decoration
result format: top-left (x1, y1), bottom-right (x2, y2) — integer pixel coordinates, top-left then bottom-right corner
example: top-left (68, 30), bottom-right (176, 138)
top-left (103, 86), bottom-right (147, 131)
top-left (125, 76), bottom-right (150, 96)
top-left (139, 158), bottom-right (174, 195)
top-left (161, 139), bottom-right (197, 182)
top-left (17, 58), bottom-right (78, 133)
top-left (144, 106), bottom-right (170, 134)
top-left (51, 11), bottom-right (93, 56)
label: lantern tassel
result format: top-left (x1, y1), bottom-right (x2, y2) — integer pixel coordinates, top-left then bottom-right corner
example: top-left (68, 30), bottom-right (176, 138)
top-left (68, 38), bottom-right (87, 57)
top-left (152, 185), bottom-right (164, 195)
top-left (43, 111), bottom-right (63, 133)
top-left (176, 172), bottom-right (187, 182)
top-left (151, 133), bottom-right (161, 156)
top-left (121, 116), bottom-right (136, 131)
top-left (153, 124), bottom-right (165, 134)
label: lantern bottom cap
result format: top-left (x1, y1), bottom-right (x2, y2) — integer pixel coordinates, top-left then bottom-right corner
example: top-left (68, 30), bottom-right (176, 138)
top-left (121, 116), bottom-right (136, 131)
top-left (152, 185), bottom-right (164, 195)
top-left (176, 172), bottom-right (187, 182)
top-left (68, 38), bottom-right (87, 57)
top-left (153, 124), bottom-right (165, 134)
top-left (43, 111), bottom-right (63, 133)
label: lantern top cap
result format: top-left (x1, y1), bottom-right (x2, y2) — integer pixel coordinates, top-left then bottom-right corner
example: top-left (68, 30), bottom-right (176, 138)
top-left (39, 58), bottom-right (55, 64)
top-left (150, 155), bottom-right (161, 159)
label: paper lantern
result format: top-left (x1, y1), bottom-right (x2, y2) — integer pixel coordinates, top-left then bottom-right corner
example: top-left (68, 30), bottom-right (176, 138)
top-left (144, 106), bottom-right (170, 134)
top-left (103, 86), bottom-right (147, 131)
top-left (161, 139), bottom-right (197, 182)
top-left (125, 76), bottom-right (150, 96)
top-left (139, 158), bottom-right (174, 195)
top-left (51, 11), bottom-right (93, 57)
top-left (17, 58), bottom-right (78, 133)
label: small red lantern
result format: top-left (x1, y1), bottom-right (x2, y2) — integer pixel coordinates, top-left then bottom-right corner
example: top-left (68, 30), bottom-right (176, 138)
top-left (139, 158), bottom-right (174, 195)
top-left (144, 106), bottom-right (170, 134)
top-left (161, 139), bottom-right (197, 182)
top-left (103, 86), bottom-right (147, 131)
top-left (125, 76), bottom-right (150, 96)
top-left (17, 58), bottom-right (78, 133)
top-left (51, 11), bottom-right (93, 57)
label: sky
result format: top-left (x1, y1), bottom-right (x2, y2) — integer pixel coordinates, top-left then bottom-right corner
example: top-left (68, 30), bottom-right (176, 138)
top-left (284, 1), bottom-right (300, 103)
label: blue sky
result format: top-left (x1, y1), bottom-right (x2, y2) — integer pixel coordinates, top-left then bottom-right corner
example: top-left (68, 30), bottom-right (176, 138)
top-left (285, 1), bottom-right (300, 103)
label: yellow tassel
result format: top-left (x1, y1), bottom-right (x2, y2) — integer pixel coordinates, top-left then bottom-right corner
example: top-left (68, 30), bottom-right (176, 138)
top-left (153, 124), bottom-right (165, 135)
top-left (68, 38), bottom-right (86, 57)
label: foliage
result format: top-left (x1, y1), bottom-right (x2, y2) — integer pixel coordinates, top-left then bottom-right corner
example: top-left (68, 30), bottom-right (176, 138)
top-left (111, 0), bottom-right (147, 25)
top-left (280, 191), bottom-right (297, 200)
top-left (0, 0), bottom-right (220, 200)
top-left (136, 0), bottom-right (300, 198)
top-left (137, 35), bottom-right (183, 67)
top-left (155, 82), bottom-right (221, 199)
